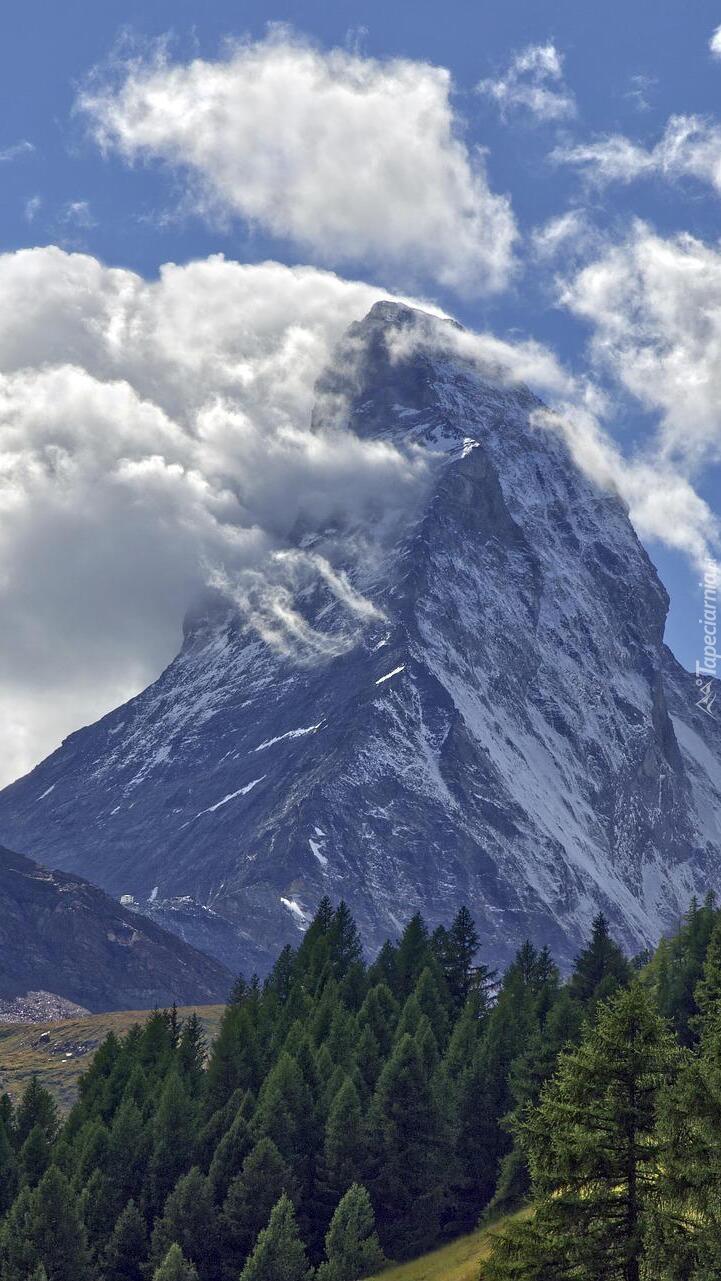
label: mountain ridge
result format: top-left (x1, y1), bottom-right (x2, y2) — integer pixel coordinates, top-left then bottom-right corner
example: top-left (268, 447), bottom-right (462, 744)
top-left (0, 300), bottom-right (719, 973)
top-left (0, 843), bottom-right (232, 1010)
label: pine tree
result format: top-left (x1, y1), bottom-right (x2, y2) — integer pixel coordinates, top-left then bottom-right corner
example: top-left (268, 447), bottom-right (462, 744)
top-left (395, 914), bottom-right (432, 1000)
top-left (353, 1025), bottom-right (382, 1102)
top-left (322, 1077), bottom-right (368, 1198)
top-left (177, 1015), bottom-right (208, 1097)
top-left (105, 1098), bottom-right (150, 1214)
top-left (238, 1194), bottom-right (310, 1281)
top-left (149, 1167), bottom-right (217, 1280)
top-left (0, 1184), bottom-right (38, 1281)
top-left (440, 906), bottom-right (488, 1009)
top-left (220, 1139), bottom-right (296, 1278)
top-left (204, 1004), bottom-right (263, 1117)
top-left (207, 1111), bottom-right (253, 1203)
top-left (15, 1077), bottom-right (58, 1149)
top-left (0, 1115), bottom-right (17, 1211)
top-left (327, 903), bottom-right (363, 983)
top-left (252, 1051), bottom-right (315, 1189)
top-left (316, 1183), bottom-right (385, 1281)
top-left (568, 912), bottom-right (631, 1006)
top-left (151, 1244), bottom-right (199, 1281)
top-left (27, 1165), bottom-right (92, 1281)
top-left (145, 1071), bottom-right (197, 1218)
top-left (369, 1032), bottom-right (445, 1259)
top-left (356, 984), bottom-right (399, 1058)
top-left (102, 1201), bottom-right (148, 1281)
top-left (485, 983), bottom-right (680, 1281)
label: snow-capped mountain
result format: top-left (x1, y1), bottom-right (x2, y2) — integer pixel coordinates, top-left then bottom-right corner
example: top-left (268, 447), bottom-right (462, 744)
top-left (1, 300), bottom-right (719, 973)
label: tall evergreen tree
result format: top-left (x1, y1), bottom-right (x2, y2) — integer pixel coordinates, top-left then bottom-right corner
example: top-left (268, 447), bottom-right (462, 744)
top-left (395, 914), bottom-right (433, 1000)
top-left (485, 983), bottom-right (680, 1281)
top-left (238, 1194), bottom-right (310, 1281)
top-left (220, 1139), bottom-right (296, 1278)
top-left (568, 913), bottom-right (631, 1007)
top-left (26, 1165), bottom-right (92, 1281)
top-left (152, 1244), bottom-right (199, 1281)
top-left (369, 1032), bottom-right (445, 1259)
top-left (102, 1201), bottom-right (148, 1281)
top-left (149, 1167), bottom-right (217, 1281)
top-left (145, 1071), bottom-right (196, 1218)
top-left (316, 1183), bottom-right (386, 1281)
top-left (14, 1077), bottom-right (58, 1150)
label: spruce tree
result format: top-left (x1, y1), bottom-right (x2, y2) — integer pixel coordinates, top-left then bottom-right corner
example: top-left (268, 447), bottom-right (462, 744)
top-left (220, 1138), bottom-right (296, 1278)
top-left (485, 983), bottom-right (680, 1281)
top-left (27, 1165), bottom-right (92, 1281)
top-left (177, 1015), bottom-right (208, 1097)
top-left (145, 1071), bottom-right (196, 1217)
top-left (252, 1051), bottom-right (315, 1188)
top-left (322, 1077), bottom-right (368, 1198)
top-left (238, 1193), bottom-right (310, 1281)
top-left (440, 906), bottom-right (487, 1009)
top-left (0, 1183), bottom-right (38, 1281)
top-left (395, 914), bottom-right (432, 999)
top-left (149, 1167), bottom-right (217, 1280)
top-left (369, 1032), bottom-right (445, 1258)
top-left (327, 903), bottom-right (363, 983)
top-left (152, 1244), bottom-right (199, 1281)
top-left (102, 1201), bottom-right (148, 1281)
top-left (568, 912), bottom-right (631, 1006)
top-left (207, 1111), bottom-right (253, 1203)
top-left (316, 1183), bottom-right (385, 1281)
top-left (356, 984), bottom-right (398, 1059)
top-left (0, 1115), bottom-right (17, 1210)
top-left (15, 1077), bottom-right (58, 1149)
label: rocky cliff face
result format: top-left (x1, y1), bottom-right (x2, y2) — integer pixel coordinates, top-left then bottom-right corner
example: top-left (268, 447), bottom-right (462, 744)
top-left (0, 844), bottom-right (232, 1011)
top-left (1, 301), bottom-right (719, 973)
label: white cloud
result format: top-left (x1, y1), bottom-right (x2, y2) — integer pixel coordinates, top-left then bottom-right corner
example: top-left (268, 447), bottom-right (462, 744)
top-left (477, 42), bottom-right (576, 122)
top-left (710, 25), bottom-right (721, 58)
top-left (78, 30), bottom-right (517, 296)
top-left (561, 224), bottom-right (721, 467)
top-left (62, 199), bottom-right (96, 228)
top-left (553, 114), bottom-right (721, 195)
top-left (530, 209), bottom-right (597, 262)
top-left (0, 140), bottom-right (34, 163)
top-left (0, 247), bottom-right (438, 785)
top-left (558, 223), bottom-right (721, 561)
top-left (24, 196), bottom-right (42, 222)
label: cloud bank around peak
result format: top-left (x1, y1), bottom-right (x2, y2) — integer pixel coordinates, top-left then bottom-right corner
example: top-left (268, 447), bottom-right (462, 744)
top-left (0, 247), bottom-right (436, 785)
top-left (78, 30), bottom-right (518, 297)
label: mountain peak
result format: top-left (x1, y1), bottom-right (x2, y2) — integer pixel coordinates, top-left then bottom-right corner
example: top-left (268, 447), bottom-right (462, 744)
top-left (1, 317), bottom-right (719, 976)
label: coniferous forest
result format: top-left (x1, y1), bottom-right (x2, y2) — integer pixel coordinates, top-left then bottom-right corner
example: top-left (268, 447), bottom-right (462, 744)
top-left (3, 896), bottom-right (721, 1281)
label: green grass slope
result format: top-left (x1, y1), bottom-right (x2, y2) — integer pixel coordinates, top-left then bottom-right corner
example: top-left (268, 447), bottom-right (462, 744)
top-left (0, 1005), bottom-right (224, 1109)
top-left (362, 1211), bottom-right (528, 1281)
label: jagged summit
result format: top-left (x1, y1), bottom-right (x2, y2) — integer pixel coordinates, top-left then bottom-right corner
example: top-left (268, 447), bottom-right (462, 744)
top-left (0, 301), bottom-right (719, 973)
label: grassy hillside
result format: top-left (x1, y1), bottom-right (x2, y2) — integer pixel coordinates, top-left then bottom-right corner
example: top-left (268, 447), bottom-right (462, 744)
top-left (0, 1004), bottom-right (224, 1109)
top-left (362, 1212), bottom-right (528, 1281)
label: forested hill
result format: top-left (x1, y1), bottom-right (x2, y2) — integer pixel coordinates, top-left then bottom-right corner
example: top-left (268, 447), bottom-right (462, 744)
top-left (2, 895), bottom-right (721, 1281)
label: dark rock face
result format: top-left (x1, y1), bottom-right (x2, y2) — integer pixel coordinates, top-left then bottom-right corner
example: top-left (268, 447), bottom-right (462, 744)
top-left (0, 301), bottom-right (720, 974)
top-left (0, 845), bottom-right (232, 1010)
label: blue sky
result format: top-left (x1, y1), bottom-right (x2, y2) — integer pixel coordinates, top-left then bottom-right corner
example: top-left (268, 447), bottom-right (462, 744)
top-left (1, 1), bottom-right (720, 780)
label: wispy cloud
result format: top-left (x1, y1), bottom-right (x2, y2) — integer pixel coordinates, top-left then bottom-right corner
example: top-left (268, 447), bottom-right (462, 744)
top-left (0, 139), bottom-right (34, 163)
top-left (24, 195), bottom-right (42, 223)
top-left (552, 114), bottom-right (721, 196)
top-left (477, 42), bottom-right (576, 122)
